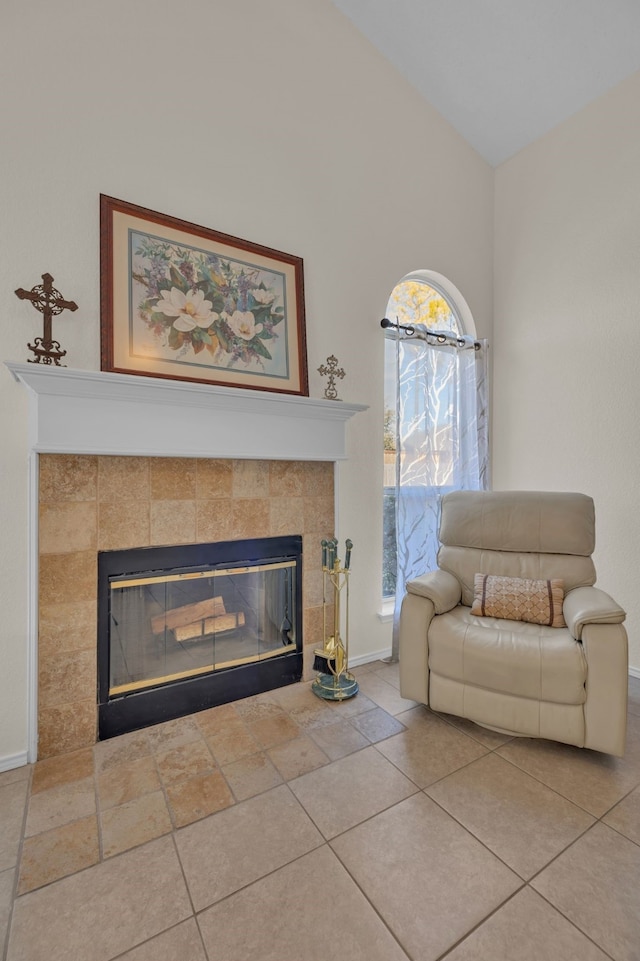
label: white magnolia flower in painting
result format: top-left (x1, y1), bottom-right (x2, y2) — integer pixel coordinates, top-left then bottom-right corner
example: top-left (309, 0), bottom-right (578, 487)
top-left (252, 287), bottom-right (275, 305)
top-left (227, 309), bottom-right (263, 340)
top-left (154, 287), bottom-right (215, 331)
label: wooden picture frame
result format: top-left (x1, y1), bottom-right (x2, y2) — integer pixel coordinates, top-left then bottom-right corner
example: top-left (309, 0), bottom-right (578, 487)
top-left (100, 195), bottom-right (308, 395)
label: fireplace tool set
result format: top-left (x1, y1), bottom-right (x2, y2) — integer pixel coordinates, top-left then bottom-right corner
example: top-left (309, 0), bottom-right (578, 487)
top-left (312, 538), bottom-right (358, 701)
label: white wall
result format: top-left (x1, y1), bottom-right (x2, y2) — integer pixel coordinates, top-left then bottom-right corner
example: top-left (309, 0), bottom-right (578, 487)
top-left (494, 70), bottom-right (640, 673)
top-left (0, 0), bottom-right (493, 761)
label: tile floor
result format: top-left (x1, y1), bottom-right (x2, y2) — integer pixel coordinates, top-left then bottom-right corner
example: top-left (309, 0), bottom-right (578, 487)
top-left (1, 663), bottom-right (640, 961)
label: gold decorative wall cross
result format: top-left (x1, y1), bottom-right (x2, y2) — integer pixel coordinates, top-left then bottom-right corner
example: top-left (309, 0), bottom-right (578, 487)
top-left (317, 354), bottom-right (345, 401)
top-left (15, 272), bottom-right (78, 365)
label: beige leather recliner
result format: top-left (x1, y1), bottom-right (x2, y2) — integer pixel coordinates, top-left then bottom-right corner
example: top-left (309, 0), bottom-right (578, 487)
top-left (399, 490), bottom-right (628, 756)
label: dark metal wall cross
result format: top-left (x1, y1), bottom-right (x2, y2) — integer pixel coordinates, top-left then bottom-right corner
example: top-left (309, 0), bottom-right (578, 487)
top-left (15, 272), bottom-right (78, 365)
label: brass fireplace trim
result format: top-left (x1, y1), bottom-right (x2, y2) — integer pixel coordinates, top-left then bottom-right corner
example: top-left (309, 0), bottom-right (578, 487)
top-left (110, 641), bottom-right (297, 695)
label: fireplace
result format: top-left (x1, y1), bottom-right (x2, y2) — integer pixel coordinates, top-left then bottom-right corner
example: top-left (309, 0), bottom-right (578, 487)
top-left (8, 362), bottom-right (366, 761)
top-left (98, 535), bottom-right (303, 739)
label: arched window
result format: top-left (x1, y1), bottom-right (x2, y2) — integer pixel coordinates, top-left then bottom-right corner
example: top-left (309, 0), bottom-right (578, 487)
top-left (382, 271), bottom-right (486, 606)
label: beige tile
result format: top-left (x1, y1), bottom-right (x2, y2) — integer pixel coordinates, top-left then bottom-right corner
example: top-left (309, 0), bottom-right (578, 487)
top-left (0, 766), bottom-right (29, 788)
top-left (356, 671), bottom-right (418, 715)
top-left (199, 845), bottom-right (410, 961)
top-left (101, 791), bottom-right (172, 857)
top-left (349, 707), bottom-right (407, 743)
top-left (18, 815), bottom-right (99, 894)
top-left (302, 461), bottom-right (334, 496)
top-left (205, 721), bottom-right (261, 765)
top-left (0, 868), bottom-right (14, 951)
top-left (532, 823), bottom-right (640, 961)
top-left (372, 659), bottom-right (401, 689)
top-left (39, 454), bottom-right (98, 502)
top-left (232, 459), bottom-right (270, 497)
top-left (222, 752), bottom-right (282, 800)
top-left (270, 679), bottom-right (316, 709)
top-left (303, 532), bottom-right (333, 570)
top-left (7, 836), bottom-right (191, 961)
top-left (323, 690), bottom-right (378, 717)
top-left (268, 735), bottom-right (329, 779)
top-left (247, 712), bottom-right (302, 749)
top-left (39, 501), bottom-right (97, 554)
top-left (38, 599), bottom-right (96, 657)
top-left (146, 715), bottom-right (203, 754)
top-left (269, 460), bottom-right (305, 496)
top-left (446, 886), bottom-right (610, 961)
top-left (274, 686), bottom-right (337, 730)
top-left (497, 714), bottom-right (640, 816)
top-left (303, 494), bottom-right (334, 533)
top-left (166, 770), bottom-right (235, 827)
top-left (289, 746), bottom-right (417, 839)
top-left (150, 499), bottom-right (196, 545)
top-left (303, 564), bottom-right (325, 607)
top-left (97, 755), bottom-right (161, 809)
top-left (426, 753), bottom-right (595, 879)
top-left (115, 919), bottom-right (208, 961)
top-left (195, 459), bottom-right (233, 498)
top-left (603, 784), bottom-right (640, 844)
top-left (195, 498), bottom-right (235, 541)
top-left (302, 605), bottom-right (325, 651)
top-left (155, 739), bottom-right (215, 785)
top-left (0, 780), bottom-right (29, 872)
top-left (93, 729), bottom-right (151, 774)
top-left (25, 776), bottom-right (96, 837)
top-left (233, 693), bottom-right (284, 722)
top-left (175, 784), bottom-right (323, 911)
top-left (331, 792), bottom-right (521, 961)
top-left (309, 719), bottom-right (370, 760)
top-left (98, 500), bottom-right (150, 550)
top-left (39, 550), bottom-right (96, 607)
top-left (38, 699), bottom-right (96, 758)
top-left (98, 456), bottom-right (150, 501)
top-left (269, 496), bottom-right (305, 536)
top-left (38, 649), bottom-right (96, 710)
top-left (375, 709), bottom-right (488, 787)
top-left (149, 456), bottom-right (197, 499)
top-left (349, 660), bottom-right (379, 676)
top-left (31, 746), bottom-right (94, 795)
top-left (230, 498), bottom-right (270, 538)
top-left (193, 702), bottom-right (240, 735)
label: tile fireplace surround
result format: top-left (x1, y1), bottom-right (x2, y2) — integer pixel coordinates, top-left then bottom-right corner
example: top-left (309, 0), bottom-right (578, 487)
top-left (8, 364), bottom-right (366, 762)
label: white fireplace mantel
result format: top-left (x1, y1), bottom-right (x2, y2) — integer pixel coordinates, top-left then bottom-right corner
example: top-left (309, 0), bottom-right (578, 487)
top-left (7, 363), bottom-right (367, 461)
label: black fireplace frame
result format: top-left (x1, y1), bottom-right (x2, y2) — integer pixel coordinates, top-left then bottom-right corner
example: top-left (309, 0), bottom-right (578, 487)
top-left (97, 535), bottom-right (303, 740)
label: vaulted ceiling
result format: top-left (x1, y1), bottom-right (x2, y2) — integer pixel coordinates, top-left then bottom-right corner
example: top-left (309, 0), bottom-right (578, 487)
top-left (331, 0), bottom-right (640, 165)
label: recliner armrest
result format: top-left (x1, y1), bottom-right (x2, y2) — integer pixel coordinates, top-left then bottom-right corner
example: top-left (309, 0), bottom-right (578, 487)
top-left (563, 586), bottom-right (626, 640)
top-left (405, 569), bottom-right (461, 614)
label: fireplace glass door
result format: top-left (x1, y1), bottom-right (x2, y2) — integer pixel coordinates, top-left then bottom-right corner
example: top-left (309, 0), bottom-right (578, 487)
top-left (98, 536), bottom-right (303, 738)
top-left (109, 560), bottom-right (296, 696)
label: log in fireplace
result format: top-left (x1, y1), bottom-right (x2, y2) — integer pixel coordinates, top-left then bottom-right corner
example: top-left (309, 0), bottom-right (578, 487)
top-left (98, 535), bottom-right (302, 739)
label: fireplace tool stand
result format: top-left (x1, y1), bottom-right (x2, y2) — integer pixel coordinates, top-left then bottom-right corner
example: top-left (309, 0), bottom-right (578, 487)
top-left (312, 538), bottom-right (358, 701)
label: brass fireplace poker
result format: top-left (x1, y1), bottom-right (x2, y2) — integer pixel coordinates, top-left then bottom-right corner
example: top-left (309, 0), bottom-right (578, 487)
top-left (312, 538), bottom-right (358, 701)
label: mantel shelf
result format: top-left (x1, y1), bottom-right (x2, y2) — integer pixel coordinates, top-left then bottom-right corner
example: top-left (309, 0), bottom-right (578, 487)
top-left (7, 363), bottom-right (368, 461)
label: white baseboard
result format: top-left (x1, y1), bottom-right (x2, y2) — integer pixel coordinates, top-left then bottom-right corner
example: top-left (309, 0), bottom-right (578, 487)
top-left (350, 648), bottom-right (392, 667)
top-left (0, 751), bottom-right (29, 774)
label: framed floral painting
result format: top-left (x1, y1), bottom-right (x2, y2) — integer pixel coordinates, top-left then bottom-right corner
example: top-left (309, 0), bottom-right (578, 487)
top-left (100, 195), bottom-right (308, 395)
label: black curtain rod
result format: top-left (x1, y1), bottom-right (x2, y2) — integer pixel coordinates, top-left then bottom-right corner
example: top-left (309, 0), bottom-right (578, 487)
top-left (380, 317), bottom-right (481, 351)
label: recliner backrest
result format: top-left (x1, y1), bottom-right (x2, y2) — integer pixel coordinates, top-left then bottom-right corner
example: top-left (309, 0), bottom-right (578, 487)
top-left (437, 490), bottom-right (597, 606)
